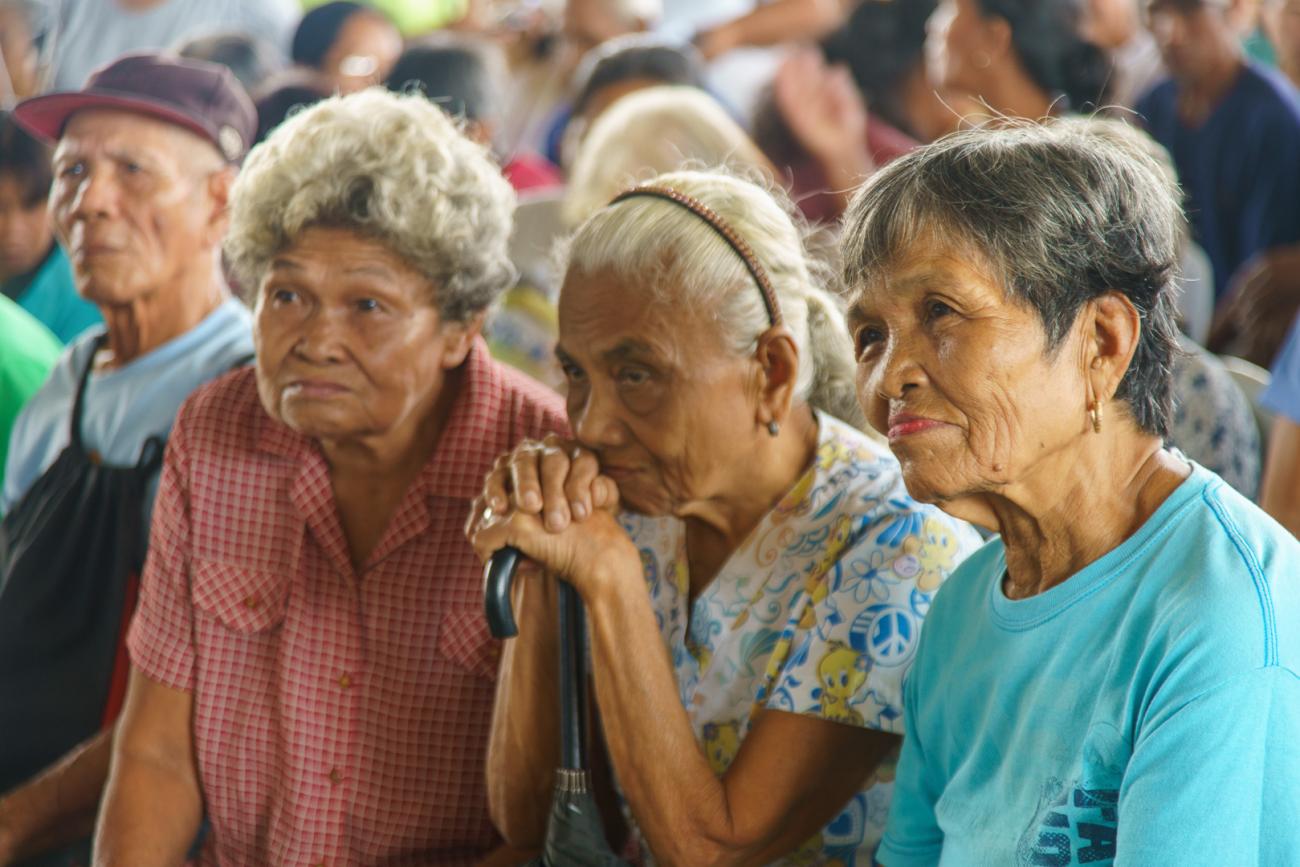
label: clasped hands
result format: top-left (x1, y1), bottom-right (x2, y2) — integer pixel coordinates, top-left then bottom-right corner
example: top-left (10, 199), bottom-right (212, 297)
top-left (466, 434), bottom-right (642, 602)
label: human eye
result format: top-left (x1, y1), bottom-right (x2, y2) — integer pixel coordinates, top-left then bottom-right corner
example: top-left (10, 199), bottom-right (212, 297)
top-left (355, 297), bottom-right (380, 313)
top-left (925, 299), bottom-right (955, 322)
top-left (853, 324), bottom-right (885, 358)
top-left (560, 359), bottom-right (587, 383)
top-left (57, 161), bottom-right (85, 179)
top-left (616, 366), bottom-right (651, 387)
top-left (268, 287), bottom-right (299, 306)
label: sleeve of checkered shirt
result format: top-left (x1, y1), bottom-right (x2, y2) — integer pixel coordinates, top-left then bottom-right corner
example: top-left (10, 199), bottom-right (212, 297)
top-left (126, 404), bottom-right (197, 692)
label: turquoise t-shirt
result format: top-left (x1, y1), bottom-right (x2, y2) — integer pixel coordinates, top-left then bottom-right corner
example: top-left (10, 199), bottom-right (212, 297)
top-left (3, 245), bottom-right (101, 345)
top-left (878, 465), bottom-right (1300, 867)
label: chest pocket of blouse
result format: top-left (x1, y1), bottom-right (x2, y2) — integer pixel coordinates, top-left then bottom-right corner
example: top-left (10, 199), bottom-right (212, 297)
top-left (191, 559), bottom-right (290, 634)
top-left (436, 608), bottom-right (501, 680)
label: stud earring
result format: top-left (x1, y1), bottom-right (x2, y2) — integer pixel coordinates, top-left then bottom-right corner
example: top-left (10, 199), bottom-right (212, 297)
top-left (767, 420), bottom-right (780, 437)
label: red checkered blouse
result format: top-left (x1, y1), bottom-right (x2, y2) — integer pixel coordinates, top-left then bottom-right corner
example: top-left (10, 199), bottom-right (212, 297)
top-left (127, 339), bottom-right (567, 866)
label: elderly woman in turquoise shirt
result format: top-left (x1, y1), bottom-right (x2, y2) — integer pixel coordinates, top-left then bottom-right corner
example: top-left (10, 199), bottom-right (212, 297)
top-left (469, 170), bottom-right (982, 865)
top-left (842, 118), bottom-right (1300, 866)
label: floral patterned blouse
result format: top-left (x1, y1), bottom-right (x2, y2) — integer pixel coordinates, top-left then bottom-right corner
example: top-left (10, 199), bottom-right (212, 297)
top-left (619, 413), bottom-right (984, 865)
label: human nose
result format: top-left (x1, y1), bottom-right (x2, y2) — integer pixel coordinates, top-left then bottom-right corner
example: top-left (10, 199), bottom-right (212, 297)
top-left (871, 328), bottom-right (927, 403)
top-left (66, 167), bottom-right (117, 221)
top-left (568, 381), bottom-right (627, 450)
top-left (292, 306), bottom-right (348, 365)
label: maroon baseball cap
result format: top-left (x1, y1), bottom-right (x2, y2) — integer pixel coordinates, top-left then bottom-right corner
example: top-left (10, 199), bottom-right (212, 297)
top-left (14, 52), bottom-right (256, 163)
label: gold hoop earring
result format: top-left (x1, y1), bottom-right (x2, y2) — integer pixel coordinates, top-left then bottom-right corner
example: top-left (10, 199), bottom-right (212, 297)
top-left (1089, 399), bottom-right (1103, 433)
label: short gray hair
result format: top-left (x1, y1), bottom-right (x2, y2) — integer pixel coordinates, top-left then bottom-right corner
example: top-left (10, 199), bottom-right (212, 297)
top-left (225, 88), bottom-right (516, 321)
top-left (562, 169), bottom-right (870, 432)
top-left (842, 117), bottom-right (1183, 438)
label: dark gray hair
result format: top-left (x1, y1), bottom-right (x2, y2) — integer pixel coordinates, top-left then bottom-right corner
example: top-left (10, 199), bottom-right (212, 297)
top-left (841, 117), bottom-right (1183, 438)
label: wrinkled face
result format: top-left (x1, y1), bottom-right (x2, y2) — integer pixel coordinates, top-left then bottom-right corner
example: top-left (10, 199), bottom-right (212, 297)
top-left (322, 11), bottom-right (403, 93)
top-left (926, 0), bottom-right (998, 96)
top-left (556, 268), bottom-right (765, 516)
top-left (847, 241), bottom-right (1087, 507)
top-left (1143, 0), bottom-right (1235, 79)
top-left (254, 226), bottom-right (459, 443)
top-left (0, 173), bottom-right (54, 280)
top-left (50, 109), bottom-right (221, 307)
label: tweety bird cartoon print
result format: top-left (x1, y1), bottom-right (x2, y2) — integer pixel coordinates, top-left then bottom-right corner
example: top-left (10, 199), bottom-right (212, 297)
top-left (620, 414), bottom-right (984, 864)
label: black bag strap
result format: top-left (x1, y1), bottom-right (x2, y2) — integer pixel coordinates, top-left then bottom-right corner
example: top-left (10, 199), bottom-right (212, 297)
top-left (67, 334), bottom-right (107, 450)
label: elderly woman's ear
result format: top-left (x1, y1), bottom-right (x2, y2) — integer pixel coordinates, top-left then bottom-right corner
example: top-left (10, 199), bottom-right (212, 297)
top-left (754, 325), bottom-right (801, 430)
top-left (438, 312), bottom-right (488, 370)
top-left (1081, 290), bottom-right (1143, 422)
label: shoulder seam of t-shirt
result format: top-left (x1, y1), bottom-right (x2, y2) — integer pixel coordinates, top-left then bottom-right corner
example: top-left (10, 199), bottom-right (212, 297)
top-left (988, 479), bottom-right (1204, 632)
top-left (1139, 665), bottom-right (1300, 745)
top-left (1201, 484), bottom-right (1278, 667)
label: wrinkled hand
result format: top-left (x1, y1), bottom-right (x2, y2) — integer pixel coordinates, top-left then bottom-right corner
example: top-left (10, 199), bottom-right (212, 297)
top-left (773, 48), bottom-right (868, 167)
top-left (467, 436), bottom-right (639, 600)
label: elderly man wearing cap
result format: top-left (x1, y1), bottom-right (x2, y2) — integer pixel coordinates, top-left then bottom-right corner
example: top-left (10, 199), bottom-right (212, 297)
top-left (0, 53), bottom-right (255, 865)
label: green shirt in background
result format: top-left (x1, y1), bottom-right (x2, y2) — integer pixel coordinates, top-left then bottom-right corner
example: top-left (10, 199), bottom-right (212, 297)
top-left (0, 295), bottom-right (60, 502)
top-left (299, 0), bottom-right (467, 35)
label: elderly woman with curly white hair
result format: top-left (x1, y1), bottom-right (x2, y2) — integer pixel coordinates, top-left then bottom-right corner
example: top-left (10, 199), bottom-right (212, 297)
top-left (468, 170), bottom-right (983, 864)
top-left (92, 89), bottom-right (568, 865)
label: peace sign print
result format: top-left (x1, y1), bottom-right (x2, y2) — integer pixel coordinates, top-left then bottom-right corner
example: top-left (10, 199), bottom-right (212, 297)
top-left (850, 605), bottom-right (919, 668)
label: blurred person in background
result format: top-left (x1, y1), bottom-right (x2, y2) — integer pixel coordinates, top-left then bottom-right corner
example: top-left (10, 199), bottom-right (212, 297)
top-left (752, 0), bottom-right (958, 223)
top-left (250, 69), bottom-right (329, 145)
top-left (1262, 0), bottom-right (1300, 87)
top-left (0, 0), bottom-right (41, 102)
top-left (386, 35), bottom-right (562, 191)
top-left (1137, 0), bottom-right (1300, 303)
top-left (387, 35), bottom-right (564, 388)
top-left (0, 111), bottom-right (99, 343)
top-left (1084, 0), bottom-right (1166, 108)
top-left (538, 0), bottom-right (665, 166)
top-left (1260, 315), bottom-right (1300, 535)
top-left (555, 35), bottom-right (707, 168)
top-left (290, 0), bottom-right (403, 94)
top-left (561, 84), bottom-right (774, 226)
top-left (44, 0), bottom-right (297, 92)
top-left (176, 31), bottom-right (284, 95)
top-left (0, 296), bottom-right (59, 503)
top-left (926, 0), bottom-right (1114, 120)
top-left (0, 54), bottom-right (255, 867)
top-left (1208, 244), bottom-right (1300, 368)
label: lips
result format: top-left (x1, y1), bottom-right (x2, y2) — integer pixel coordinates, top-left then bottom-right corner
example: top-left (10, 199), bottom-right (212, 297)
top-left (284, 379), bottom-right (350, 399)
top-left (886, 413), bottom-right (948, 441)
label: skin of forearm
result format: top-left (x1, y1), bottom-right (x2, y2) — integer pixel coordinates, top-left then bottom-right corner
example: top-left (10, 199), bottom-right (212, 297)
top-left (486, 573), bottom-right (563, 848)
top-left (723, 0), bottom-right (845, 50)
top-left (92, 748), bottom-right (202, 867)
top-left (0, 726), bottom-right (113, 864)
top-left (584, 567), bottom-right (769, 867)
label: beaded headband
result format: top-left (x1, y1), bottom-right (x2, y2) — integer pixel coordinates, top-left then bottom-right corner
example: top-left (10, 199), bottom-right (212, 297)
top-left (609, 184), bottom-right (783, 326)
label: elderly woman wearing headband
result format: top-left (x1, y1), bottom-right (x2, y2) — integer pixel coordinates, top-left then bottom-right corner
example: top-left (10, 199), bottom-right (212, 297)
top-left (468, 171), bottom-right (981, 864)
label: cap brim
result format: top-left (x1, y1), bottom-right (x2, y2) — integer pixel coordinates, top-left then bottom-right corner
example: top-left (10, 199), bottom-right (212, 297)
top-left (14, 89), bottom-right (218, 155)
